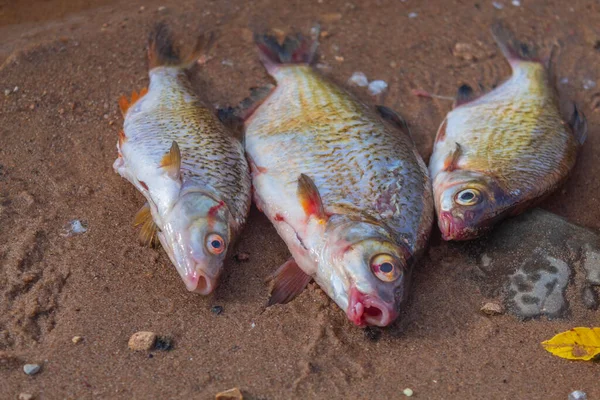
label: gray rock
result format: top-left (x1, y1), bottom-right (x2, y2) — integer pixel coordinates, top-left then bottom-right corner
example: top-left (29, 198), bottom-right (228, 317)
top-left (23, 364), bottom-right (41, 375)
top-left (569, 390), bottom-right (587, 400)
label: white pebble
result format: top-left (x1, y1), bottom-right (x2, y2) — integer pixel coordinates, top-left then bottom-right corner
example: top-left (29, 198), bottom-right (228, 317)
top-left (368, 80), bottom-right (388, 96)
top-left (511, 0), bottom-right (521, 6)
top-left (23, 364), bottom-right (41, 375)
top-left (251, 322), bottom-right (256, 328)
top-left (560, 77), bottom-right (569, 85)
top-left (157, 6), bottom-right (166, 11)
top-left (408, 12), bottom-right (418, 18)
top-left (582, 79), bottom-right (596, 90)
top-left (61, 219), bottom-right (88, 237)
top-left (347, 72), bottom-right (369, 87)
top-left (221, 59), bottom-right (234, 67)
top-left (569, 391), bottom-right (587, 400)
top-left (4, 89), bottom-right (10, 96)
top-left (492, 1), bottom-right (504, 9)
top-left (403, 388), bottom-right (414, 397)
top-left (13, 86), bottom-right (19, 92)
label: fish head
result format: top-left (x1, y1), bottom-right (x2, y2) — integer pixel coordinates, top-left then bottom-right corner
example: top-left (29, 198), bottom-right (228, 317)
top-left (159, 189), bottom-right (231, 294)
top-left (435, 170), bottom-right (508, 240)
top-left (320, 216), bottom-right (411, 327)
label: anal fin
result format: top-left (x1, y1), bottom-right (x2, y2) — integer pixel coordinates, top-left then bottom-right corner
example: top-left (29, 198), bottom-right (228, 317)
top-left (133, 203), bottom-right (160, 247)
top-left (266, 258), bottom-right (312, 306)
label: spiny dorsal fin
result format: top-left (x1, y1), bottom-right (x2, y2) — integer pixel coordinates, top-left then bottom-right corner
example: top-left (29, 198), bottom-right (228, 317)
top-left (133, 203), bottom-right (160, 247)
top-left (297, 173), bottom-right (326, 221)
top-left (376, 105), bottom-right (411, 137)
top-left (454, 84), bottom-right (476, 108)
top-left (266, 257), bottom-right (312, 306)
top-left (118, 87), bottom-right (148, 116)
top-left (568, 103), bottom-right (587, 145)
top-left (443, 142), bottom-right (463, 172)
top-left (160, 141), bottom-right (181, 180)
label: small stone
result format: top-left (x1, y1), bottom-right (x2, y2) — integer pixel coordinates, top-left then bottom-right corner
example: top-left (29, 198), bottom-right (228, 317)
top-left (13, 86), bottom-right (19, 92)
top-left (62, 219), bottom-right (88, 236)
top-left (389, 61), bottom-right (397, 68)
top-left (452, 42), bottom-right (491, 62)
top-left (272, 28), bottom-right (286, 43)
top-left (511, 0), bottom-right (521, 5)
top-left (321, 13), bottom-right (342, 23)
top-left (408, 12), bottom-right (418, 18)
top-left (139, 5), bottom-right (145, 11)
top-left (128, 331), bottom-right (157, 351)
top-left (157, 6), bottom-right (166, 11)
top-left (154, 336), bottom-right (173, 351)
top-left (347, 72), bottom-right (369, 87)
top-left (481, 302), bottom-right (504, 315)
top-left (582, 79), bottom-right (596, 90)
top-left (221, 59), bottom-right (234, 67)
top-left (211, 305), bottom-right (224, 315)
top-left (18, 394), bottom-right (34, 400)
top-left (215, 387), bottom-right (243, 400)
top-left (368, 80), bottom-right (388, 96)
top-left (58, 108), bottom-right (65, 115)
top-left (23, 364), bottom-right (41, 375)
top-left (72, 336), bottom-right (83, 344)
top-left (492, 1), bottom-right (504, 9)
top-left (581, 286), bottom-right (598, 310)
top-left (319, 31), bottom-right (330, 39)
top-left (560, 77), bottom-right (569, 85)
top-left (4, 89), bottom-right (10, 96)
top-left (234, 252), bottom-right (250, 262)
top-left (569, 390), bottom-right (587, 400)
top-left (334, 55), bottom-right (344, 62)
top-left (403, 388), bottom-right (414, 397)
top-left (29, 104), bottom-right (35, 110)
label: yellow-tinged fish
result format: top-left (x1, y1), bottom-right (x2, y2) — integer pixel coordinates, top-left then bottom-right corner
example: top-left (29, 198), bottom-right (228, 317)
top-left (113, 24), bottom-right (251, 294)
top-left (238, 30), bottom-right (433, 327)
top-left (429, 23), bottom-right (587, 241)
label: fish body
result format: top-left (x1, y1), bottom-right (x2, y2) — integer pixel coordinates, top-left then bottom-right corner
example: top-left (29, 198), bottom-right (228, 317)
top-left (429, 23), bottom-right (586, 241)
top-left (113, 24), bottom-right (251, 293)
top-left (244, 33), bottom-right (433, 326)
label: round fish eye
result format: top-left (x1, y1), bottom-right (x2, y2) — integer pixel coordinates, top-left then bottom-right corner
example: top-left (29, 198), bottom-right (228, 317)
top-left (206, 233), bottom-right (226, 255)
top-left (455, 188), bottom-right (481, 206)
top-left (370, 254), bottom-right (402, 282)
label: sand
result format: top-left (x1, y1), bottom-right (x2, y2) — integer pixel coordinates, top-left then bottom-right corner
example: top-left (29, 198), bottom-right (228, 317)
top-left (1, 0), bottom-right (599, 399)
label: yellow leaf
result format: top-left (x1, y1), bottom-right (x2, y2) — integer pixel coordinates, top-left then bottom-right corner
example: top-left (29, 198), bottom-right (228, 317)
top-left (541, 327), bottom-right (600, 361)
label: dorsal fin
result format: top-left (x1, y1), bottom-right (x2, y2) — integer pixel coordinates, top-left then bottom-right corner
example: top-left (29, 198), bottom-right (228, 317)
top-left (443, 143), bottom-right (463, 172)
top-left (376, 105), bottom-right (411, 137)
top-left (297, 174), bottom-right (326, 221)
top-left (454, 84), bottom-right (477, 107)
top-left (160, 141), bottom-right (182, 180)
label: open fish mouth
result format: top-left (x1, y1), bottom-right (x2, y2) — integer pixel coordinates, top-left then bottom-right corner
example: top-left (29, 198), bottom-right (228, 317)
top-left (183, 269), bottom-right (216, 295)
top-left (347, 287), bottom-right (397, 327)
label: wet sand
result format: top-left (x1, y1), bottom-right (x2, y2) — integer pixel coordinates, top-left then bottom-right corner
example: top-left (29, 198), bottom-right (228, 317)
top-left (1, 0), bottom-right (599, 399)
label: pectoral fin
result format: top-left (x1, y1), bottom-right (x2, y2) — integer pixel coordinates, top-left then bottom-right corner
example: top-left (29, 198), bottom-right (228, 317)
top-left (443, 143), bottom-right (463, 172)
top-left (297, 173), bottom-right (326, 221)
top-left (266, 258), bottom-right (312, 306)
top-left (133, 203), bottom-right (160, 247)
top-left (160, 141), bottom-right (182, 180)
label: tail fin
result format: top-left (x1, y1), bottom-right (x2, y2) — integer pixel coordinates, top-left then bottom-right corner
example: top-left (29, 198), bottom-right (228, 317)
top-left (147, 22), bottom-right (214, 69)
top-left (255, 27), bottom-right (319, 73)
top-left (491, 21), bottom-right (541, 64)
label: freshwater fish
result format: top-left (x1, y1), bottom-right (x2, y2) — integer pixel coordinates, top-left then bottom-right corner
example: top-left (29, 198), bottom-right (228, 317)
top-left (113, 24), bottom-right (251, 294)
top-left (429, 22), bottom-right (587, 241)
top-left (238, 30), bottom-right (433, 327)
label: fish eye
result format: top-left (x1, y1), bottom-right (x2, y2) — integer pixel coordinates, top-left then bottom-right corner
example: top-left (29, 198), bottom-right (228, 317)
top-left (455, 188), bottom-right (481, 206)
top-left (370, 254), bottom-right (402, 282)
top-left (206, 233), bottom-right (226, 255)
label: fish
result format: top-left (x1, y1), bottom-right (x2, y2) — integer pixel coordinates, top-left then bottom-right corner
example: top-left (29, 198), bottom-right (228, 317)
top-left (428, 22), bottom-right (587, 241)
top-left (113, 24), bottom-right (251, 294)
top-left (236, 29), bottom-right (433, 327)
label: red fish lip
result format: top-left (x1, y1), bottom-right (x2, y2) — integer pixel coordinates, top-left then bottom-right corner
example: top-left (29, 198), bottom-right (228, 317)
top-left (438, 211), bottom-right (456, 240)
top-left (347, 287), bottom-right (397, 327)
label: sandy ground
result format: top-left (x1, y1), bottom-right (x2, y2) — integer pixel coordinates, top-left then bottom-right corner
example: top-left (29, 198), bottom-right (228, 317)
top-left (1, 0), bottom-right (599, 399)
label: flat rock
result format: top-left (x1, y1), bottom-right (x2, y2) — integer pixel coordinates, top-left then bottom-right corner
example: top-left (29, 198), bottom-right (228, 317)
top-left (128, 331), bottom-right (156, 351)
top-left (449, 209), bottom-right (600, 319)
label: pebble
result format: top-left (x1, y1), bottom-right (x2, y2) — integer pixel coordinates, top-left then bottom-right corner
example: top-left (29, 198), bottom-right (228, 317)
top-left (72, 336), bottom-right (83, 344)
top-left (157, 6), bottom-right (166, 11)
top-left (18, 394), bottom-right (34, 400)
top-left (211, 305), bottom-right (224, 315)
top-left (4, 89), bottom-right (10, 96)
top-left (408, 12), bottom-right (418, 18)
top-left (492, 1), bottom-right (504, 9)
top-left (560, 77), bottom-right (569, 85)
top-left (334, 55), bottom-right (345, 62)
top-left (320, 12), bottom-right (342, 23)
top-left (128, 331), bottom-right (157, 351)
top-left (221, 59), bottom-right (234, 67)
top-left (62, 219), bottom-right (88, 236)
top-left (215, 387), bottom-right (243, 400)
top-left (481, 302), bottom-right (504, 315)
top-left (347, 72), bottom-right (369, 87)
top-left (23, 364), bottom-right (41, 375)
top-left (569, 391), bottom-right (587, 400)
top-left (235, 252), bottom-right (250, 262)
top-left (389, 61), bottom-right (397, 68)
top-left (403, 388), bottom-right (414, 397)
top-left (139, 6), bottom-right (145, 11)
top-left (368, 80), bottom-right (388, 96)
top-left (13, 86), bottom-right (19, 92)
top-left (512, 0), bottom-right (521, 5)
top-left (154, 336), bottom-right (173, 351)
top-left (582, 79), bottom-right (596, 90)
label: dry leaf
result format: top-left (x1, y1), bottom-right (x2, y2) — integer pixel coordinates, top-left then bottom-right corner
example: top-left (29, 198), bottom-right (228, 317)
top-left (541, 327), bottom-right (600, 361)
